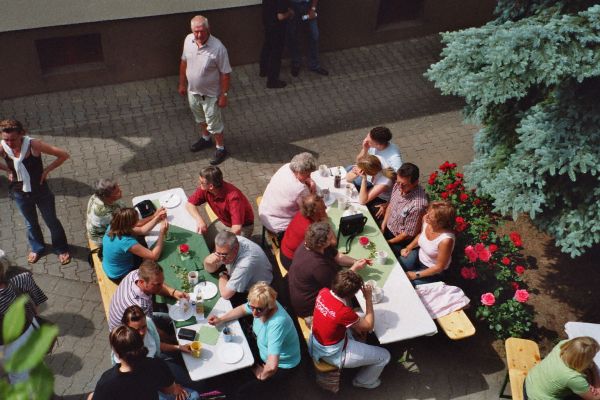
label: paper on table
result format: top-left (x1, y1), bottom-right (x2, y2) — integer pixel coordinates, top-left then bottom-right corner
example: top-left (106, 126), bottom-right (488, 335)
top-left (174, 315), bottom-right (197, 329)
top-left (197, 325), bottom-right (220, 345)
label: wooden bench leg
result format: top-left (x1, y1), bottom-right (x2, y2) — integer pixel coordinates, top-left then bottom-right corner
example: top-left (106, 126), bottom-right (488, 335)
top-left (499, 372), bottom-right (512, 399)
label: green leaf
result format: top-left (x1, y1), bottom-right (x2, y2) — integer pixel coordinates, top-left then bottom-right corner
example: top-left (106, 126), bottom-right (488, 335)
top-left (5, 324), bottom-right (58, 373)
top-left (495, 324), bottom-right (502, 332)
top-left (2, 296), bottom-right (28, 344)
top-left (27, 362), bottom-right (55, 400)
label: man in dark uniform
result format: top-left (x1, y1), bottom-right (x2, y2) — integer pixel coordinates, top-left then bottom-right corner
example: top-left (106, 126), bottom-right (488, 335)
top-left (260, 0), bottom-right (294, 89)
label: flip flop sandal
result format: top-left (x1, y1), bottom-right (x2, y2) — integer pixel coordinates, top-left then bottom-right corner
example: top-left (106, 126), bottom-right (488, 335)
top-left (58, 253), bottom-right (71, 265)
top-left (28, 252), bottom-right (42, 264)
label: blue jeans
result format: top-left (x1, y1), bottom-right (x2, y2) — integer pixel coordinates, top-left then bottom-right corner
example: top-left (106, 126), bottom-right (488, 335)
top-left (11, 186), bottom-right (68, 254)
top-left (287, 2), bottom-right (320, 70)
top-left (399, 249), bottom-right (443, 286)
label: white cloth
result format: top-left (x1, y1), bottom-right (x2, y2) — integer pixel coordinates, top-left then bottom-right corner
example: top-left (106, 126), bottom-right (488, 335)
top-left (368, 142), bottom-right (403, 172)
top-left (415, 282), bottom-right (470, 319)
top-left (366, 155), bottom-right (393, 201)
top-left (259, 163), bottom-right (309, 232)
top-left (418, 221), bottom-right (456, 269)
top-left (1, 136), bottom-right (32, 192)
top-left (181, 34), bottom-right (232, 97)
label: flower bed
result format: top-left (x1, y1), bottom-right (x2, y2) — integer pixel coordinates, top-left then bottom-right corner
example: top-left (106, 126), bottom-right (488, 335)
top-left (427, 162), bottom-right (533, 339)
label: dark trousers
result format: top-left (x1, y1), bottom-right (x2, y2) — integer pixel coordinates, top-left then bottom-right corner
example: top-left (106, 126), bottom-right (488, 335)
top-left (260, 24), bottom-right (287, 84)
top-left (236, 365), bottom-right (297, 400)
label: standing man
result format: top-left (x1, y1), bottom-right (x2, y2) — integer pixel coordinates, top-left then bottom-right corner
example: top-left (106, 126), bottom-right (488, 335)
top-left (287, 0), bottom-right (328, 77)
top-left (185, 165), bottom-right (254, 249)
top-left (178, 15), bottom-right (232, 165)
top-left (260, 0), bottom-right (295, 89)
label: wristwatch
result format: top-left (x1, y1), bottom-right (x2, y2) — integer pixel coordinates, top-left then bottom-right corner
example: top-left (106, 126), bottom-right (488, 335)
top-left (415, 272), bottom-right (421, 279)
top-left (219, 271), bottom-right (230, 279)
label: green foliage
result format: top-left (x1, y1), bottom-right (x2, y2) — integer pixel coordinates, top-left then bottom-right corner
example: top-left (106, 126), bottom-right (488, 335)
top-left (426, 3), bottom-right (600, 257)
top-left (476, 299), bottom-right (533, 339)
top-left (1, 295), bottom-right (57, 400)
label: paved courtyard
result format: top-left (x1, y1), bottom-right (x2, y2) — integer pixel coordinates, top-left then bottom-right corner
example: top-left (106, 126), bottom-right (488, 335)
top-left (0, 34), bottom-right (508, 399)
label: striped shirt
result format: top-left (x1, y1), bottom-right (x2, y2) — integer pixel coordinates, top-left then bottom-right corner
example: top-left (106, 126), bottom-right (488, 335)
top-left (386, 184), bottom-right (428, 237)
top-left (108, 270), bottom-right (153, 332)
top-left (0, 270), bottom-right (48, 345)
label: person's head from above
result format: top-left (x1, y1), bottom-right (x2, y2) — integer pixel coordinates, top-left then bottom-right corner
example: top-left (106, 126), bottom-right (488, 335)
top-left (289, 152), bottom-right (317, 185)
top-left (198, 166), bottom-right (224, 193)
top-left (94, 178), bottom-right (122, 204)
top-left (0, 119), bottom-right (26, 151)
top-left (136, 260), bottom-right (165, 295)
top-left (214, 231), bottom-right (240, 264)
top-left (247, 281), bottom-right (277, 319)
top-left (357, 155), bottom-right (396, 180)
top-left (121, 305), bottom-right (148, 339)
top-left (300, 193), bottom-right (327, 222)
top-left (108, 207), bottom-right (139, 238)
top-left (367, 126), bottom-right (392, 150)
top-left (191, 15), bottom-right (210, 44)
top-left (304, 221), bottom-right (335, 252)
top-left (110, 325), bottom-right (148, 368)
top-left (560, 336), bottom-right (600, 373)
top-left (396, 162), bottom-right (420, 193)
top-left (331, 269), bottom-right (363, 299)
top-left (425, 201), bottom-right (456, 231)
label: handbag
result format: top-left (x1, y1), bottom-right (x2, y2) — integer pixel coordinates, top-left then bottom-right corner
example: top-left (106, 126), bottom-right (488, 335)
top-left (337, 213), bottom-right (368, 253)
top-left (134, 199), bottom-right (157, 219)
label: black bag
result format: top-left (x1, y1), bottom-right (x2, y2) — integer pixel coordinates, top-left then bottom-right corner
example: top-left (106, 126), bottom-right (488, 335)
top-left (337, 213), bottom-right (368, 253)
top-left (134, 200), bottom-right (157, 219)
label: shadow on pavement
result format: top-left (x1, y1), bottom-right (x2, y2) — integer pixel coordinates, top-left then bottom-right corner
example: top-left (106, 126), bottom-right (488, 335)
top-left (46, 351), bottom-right (83, 378)
top-left (43, 312), bottom-right (95, 338)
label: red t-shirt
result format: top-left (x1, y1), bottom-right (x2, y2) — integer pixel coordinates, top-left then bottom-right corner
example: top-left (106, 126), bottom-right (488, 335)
top-left (188, 182), bottom-right (254, 227)
top-left (312, 288), bottom-right (359, 346)
top-left (280, 212), bottom-right (311, 259)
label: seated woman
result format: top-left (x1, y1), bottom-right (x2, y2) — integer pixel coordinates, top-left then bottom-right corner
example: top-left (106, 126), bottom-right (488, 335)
top-left (279, 193), bottom-right (328, 269)
top-left (344, 154), bottom-right (395, 217)
top-left (89, 325), bottom-right (198, 400)
top-left (525, 337), bottom-right (600, 400)
top-left (399, 201), bottom-right (456, 286)
top-left (86, 178), bottom-right (166, 247)
top-left (288, 222), bottom-right (369, 323)
top-left (208, 282), bottom-right (300, 399)
top-left (102, 208), bottom-right (168, 282)
top-left (309, 269), bottom-right (390, 390)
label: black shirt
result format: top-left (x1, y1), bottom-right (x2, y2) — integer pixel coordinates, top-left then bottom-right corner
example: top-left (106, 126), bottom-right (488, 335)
top-left (93, 357), bottom-right (174, 400)
top-left (262, 0), bottom-right (290, 27)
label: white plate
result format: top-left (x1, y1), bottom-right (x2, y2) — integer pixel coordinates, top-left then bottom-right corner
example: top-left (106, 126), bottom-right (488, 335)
top-left (168, 301), bottom-right (195, 321)
top-left (218, 342), bottom-right (244, 364)
top-left (159, 193), bottom-right (181, 208)
top-left (193, 281), bottom-right (218, 300)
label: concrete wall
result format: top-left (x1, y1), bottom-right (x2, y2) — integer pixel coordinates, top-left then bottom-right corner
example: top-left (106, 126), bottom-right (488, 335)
top-left (0, 0), bottom-right (496, 99)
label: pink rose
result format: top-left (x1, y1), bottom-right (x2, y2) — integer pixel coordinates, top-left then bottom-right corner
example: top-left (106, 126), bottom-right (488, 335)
top-left (515, 265), bottom-right (525, 275)
top-left (481, 293), bottom-right (496, 306)
top-left (179, 244), bottom-right (190, 253)
top-left (514, 289), bottom-right (529, 303)
top-left (359, 236), bottom-right (369, 246)
top-left (474, 243), bottom-right (485, 253)
top-left (488, 244), bottom-right (498, 253)
top-left (478, 248), bottom-right (492, 262)
top-left (465, 245), bottom-right (478, 263)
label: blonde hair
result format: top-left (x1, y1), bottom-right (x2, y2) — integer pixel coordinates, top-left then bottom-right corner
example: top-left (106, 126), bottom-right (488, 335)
top-left (247, 282), bottom-right (277, 310)
top-left (428, 201), bottom-right (456, 231)
top-left (560, 337), bottom-right (600, 372)
top-left (357, 155), bottom-right (396, 180)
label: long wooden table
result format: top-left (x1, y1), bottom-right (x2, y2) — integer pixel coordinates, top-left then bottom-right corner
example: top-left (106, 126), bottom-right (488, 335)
top-left (311, 169), bottom-right (438, 344)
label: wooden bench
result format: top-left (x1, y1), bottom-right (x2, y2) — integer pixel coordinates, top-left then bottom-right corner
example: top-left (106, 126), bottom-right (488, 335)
top-left (88, 239), bottom-right (118, 322)
top-left (436, 309), bottom-right (476, 340)
top-left (500, 338), bottom-right (541, 400)
top-left (254, 196), bottom-right (288, 279)
top-left (204, 203), bottom-right (219, 224)
top-left (296, 317), bottom-right (338, 373)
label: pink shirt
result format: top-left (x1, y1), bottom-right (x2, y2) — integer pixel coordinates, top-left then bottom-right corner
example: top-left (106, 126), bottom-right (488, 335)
top-left (418, 221), bottom-right (455, 269)
top-left (259, 163), bottom-right (309, 232)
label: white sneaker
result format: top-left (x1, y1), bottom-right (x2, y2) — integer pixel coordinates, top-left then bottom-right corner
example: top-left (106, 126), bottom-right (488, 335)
top-left (352, 378), bottom-right (381, 389)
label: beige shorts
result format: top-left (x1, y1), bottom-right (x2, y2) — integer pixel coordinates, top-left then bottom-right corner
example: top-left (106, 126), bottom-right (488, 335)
top-left (187, 92), bottom-right (225, 134)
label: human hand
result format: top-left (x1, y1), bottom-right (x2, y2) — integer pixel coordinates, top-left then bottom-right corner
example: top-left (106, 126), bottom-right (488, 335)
top-left (351, 258), bottom-right (370, 272)
top-left (362, 136), bottom-right (370, 150)
top-left (375, 203), bottom-right (388, 219)
top-left (252, 363), bottom-right (264, 380)
top-left (154, 208), bottom-right (167, 220)
top-left (196, 221), bottom-right (208, 234)
top-left (308, 9), bottom-right (317, 19)
top-left (218, 94), bottom-right (228, 108)
top-left (40, 169), bottom-right (50, 184)
top-left (307, 178), bottom-right (316, 193)
top-left (160, 220), bottom-right (169, 235)
top-left (177, 84), bottom-right (187, 97)
top-left (7, 171), bottom-right (14, 182)
top-left (178, 343), bottom-right (192, 354)
top-left (172, 384), bottom-right (189, 400)
top-left (400, 248), bottom-right (410, 257)
top-left (406, 271), bottom-right (416, 281)
top-left (174, 290), bottom-right (189, 300)
top-left (361, 284), bottom-right (373, 299)
top-left (207, 315), bottom-right (221, 326)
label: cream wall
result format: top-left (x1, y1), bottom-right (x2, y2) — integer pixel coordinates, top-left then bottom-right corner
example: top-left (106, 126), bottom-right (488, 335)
top-left (0, 0), bottom-right (261, 32)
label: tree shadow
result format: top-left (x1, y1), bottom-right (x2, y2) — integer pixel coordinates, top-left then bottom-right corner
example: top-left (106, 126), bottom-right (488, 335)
top-left (42, 312), bottom-right (96, 338)
top-left (47, 177), bottom-right (94, 198)
top-left (46, 351), bottom-right (83, 378)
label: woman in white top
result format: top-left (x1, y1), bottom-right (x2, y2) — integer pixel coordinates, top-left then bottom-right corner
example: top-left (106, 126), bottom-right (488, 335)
top-left (345, 155), bottom-right (395, 217)
top-left (399, 201), bottom-right (456, 286)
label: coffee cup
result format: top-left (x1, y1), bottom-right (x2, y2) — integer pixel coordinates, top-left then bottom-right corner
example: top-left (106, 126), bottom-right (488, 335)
top-left (188, 271), bottom-right (199, 286)
top-left (223, 327), bottom-right (234, 343)
top-left (190, 341), bottom-right (202, 358)
top-left (375, 250), bottom-right (388, 265)
top-left (372, 286), bottom-right (384, 304)
top-left (338, 197), bottom-right (348, 210)
top-left (319, 164), bottom-right (329, 177)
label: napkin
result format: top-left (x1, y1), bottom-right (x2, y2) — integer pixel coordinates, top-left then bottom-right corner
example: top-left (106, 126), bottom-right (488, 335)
top-left (197, 326), bottom-right (220, 345)
top-left (174, 316), bottom-right (197, 329)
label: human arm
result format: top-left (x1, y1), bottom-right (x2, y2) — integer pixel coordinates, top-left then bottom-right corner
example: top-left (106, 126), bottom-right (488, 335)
top-left (334, 252), bottom-right (371, 271)
top-left (132, 208), bottom-right (167, 236)
top-left (388, 231), bottom-right (411, 245)
top-left (207, 303), bottom-right (249, 326)
top-left (185, 201), bottom-right (208, 234)
top-left (160, 341), bottom-right (192, 354)
top-left (358, 177), bottom-right (388, 205)
top-left (308, 0), bottom-right (318, 19)
top-left (253, 354), bottom-right (280, 381)
top-left (400, 233), bottom-right (420, 257)
top-left (217, 270), bottom-right (237, 300)
top-left (31, 140), bottom-right (69, 184)
top-left (217, 73), bottom-right (230, 108)
top-left (405, 238), bottom-right (453, 281)
top-left (129, 220), bottom-right (168, 261)
top-left (178, 60), bottom-right (187, 96)
top-left (355, 134), bottom-right (371, 163)
top-left (157, 282), bottom-right (189, 300)
top-left (352, 285), bottom-right (374, 333)
top-left (277, 8), bottom-right (294, 20)
top-left (160, 383), bottom-right (190, 400)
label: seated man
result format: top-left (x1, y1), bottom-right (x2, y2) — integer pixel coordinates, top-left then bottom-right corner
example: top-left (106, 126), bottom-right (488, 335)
top-left (186, 166), bottom-right (254, 249)
top-left (288, 222), bottom-right (368, 323)
top-left (258, 152), bottom-right (317, 237)
top-left (108, 260), bottom-right (188, 332)
top-left (380, 163), bottom-right (428, 256)
top-left (204, 231), bottom-right (273, 305)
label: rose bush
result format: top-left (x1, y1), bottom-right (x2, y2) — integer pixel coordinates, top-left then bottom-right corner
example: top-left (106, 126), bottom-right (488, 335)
top-left (427, 161), bottom-right (533, 339)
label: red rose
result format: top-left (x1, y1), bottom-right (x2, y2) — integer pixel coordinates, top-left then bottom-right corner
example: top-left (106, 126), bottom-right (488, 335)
top-left (510, 232), bottom-right (523, 247)
top-left (464, 245), bottom-right (478, 263)
top-left (459, 193), bottom-right (469, 202)
top-left (473, 198), bottom-right (481, 206)
top-left (455, 216), bottom-right (467, 232)
top-left (441, 192), bottom-right (449, 199)
top-left (511, 282), bottom-right (520, 290)
top-left (460, 266), bottom-right (477, 280)
top-left (488, 244), bottom-right (498, 253)
top-left (481, 292), bottom-right (495, 306)
top-left (501, 257), bottom-right (510, 265)
top-left (514, 289), bottom-right (529, 303)
top-left (428, 172), bottom-right (437, 185)
top-left (455, 173), bottom-right (464, 179)
top-left (515, 265), bottom-right (525, 275)
top-left (179, 244), bottom-right (190, 253)
top-left (446, 183), bottom-right (454, 191)
top-left (358, 236), bottom-right (369, 246)
top-left (480, 232), bottom-right (488, 241)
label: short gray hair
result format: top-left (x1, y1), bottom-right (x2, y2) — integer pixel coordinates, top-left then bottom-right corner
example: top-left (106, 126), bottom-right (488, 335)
top-left (289, 152), bottom-right (317, 173)
top-left (94, 178), bottom-right (118, 200)
top-left (191, 15), bottom-right (209, 29)
top-left (215, 231), bottom-right (238, 248)
top-left (304, 222), bottom-right (332, 250)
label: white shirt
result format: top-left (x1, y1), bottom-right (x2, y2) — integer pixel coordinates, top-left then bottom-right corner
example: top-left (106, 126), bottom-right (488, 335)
top-left (181, 34), bottom-right (232, 97)
top-left (368, 142), bottom-right (403, 172)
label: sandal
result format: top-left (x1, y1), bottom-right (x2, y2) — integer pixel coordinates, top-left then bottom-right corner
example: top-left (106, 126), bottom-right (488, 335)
top-left (28, 252), bottom-right (42, 264)
top-left (58, 253), bottom-right (71, 265)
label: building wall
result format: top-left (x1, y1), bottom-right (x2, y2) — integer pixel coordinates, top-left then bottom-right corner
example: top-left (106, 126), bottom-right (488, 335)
top-left (0, 0), bottom-right (496, 99)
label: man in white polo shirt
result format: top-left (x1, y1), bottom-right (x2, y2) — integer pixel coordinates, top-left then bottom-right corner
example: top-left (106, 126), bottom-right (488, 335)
top-left (178, 15), bottom-right (232, 165)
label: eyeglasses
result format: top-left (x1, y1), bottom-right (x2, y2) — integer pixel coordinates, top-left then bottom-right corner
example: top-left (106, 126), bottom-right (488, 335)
top-left (249, 305), bottom-right (265, 314)
top-left (215, 251), bottom-right (229, 258)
